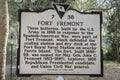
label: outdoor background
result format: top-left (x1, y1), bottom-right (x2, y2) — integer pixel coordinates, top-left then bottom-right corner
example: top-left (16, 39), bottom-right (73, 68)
top-left (5, 0), bottom-right (120, 80)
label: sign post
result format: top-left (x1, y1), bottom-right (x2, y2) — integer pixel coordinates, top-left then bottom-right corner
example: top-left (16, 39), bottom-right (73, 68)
top-left (17, 4), bottom-right (103, 76)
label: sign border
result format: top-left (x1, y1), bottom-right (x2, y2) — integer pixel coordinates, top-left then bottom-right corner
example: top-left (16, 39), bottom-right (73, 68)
top-left (17, 8), bottom-right (103, 77)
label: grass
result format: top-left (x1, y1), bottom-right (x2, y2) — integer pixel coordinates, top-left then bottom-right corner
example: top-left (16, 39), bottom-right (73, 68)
top-left (104, 60), bottom-right (120, 67)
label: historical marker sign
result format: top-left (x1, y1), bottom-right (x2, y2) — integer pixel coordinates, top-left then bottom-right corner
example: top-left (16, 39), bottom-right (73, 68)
top-left (17, 4), bottom-right (103, 76)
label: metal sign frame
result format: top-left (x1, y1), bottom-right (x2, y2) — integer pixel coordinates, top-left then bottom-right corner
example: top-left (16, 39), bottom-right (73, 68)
top-left (17, 8), bottom-right (103, 77)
